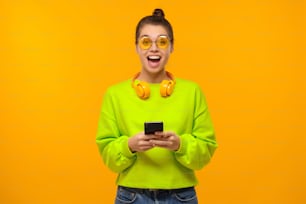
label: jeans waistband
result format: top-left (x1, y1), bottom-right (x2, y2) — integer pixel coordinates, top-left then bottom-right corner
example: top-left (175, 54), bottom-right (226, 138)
top-left (119, 186), bottom-right (194, 195)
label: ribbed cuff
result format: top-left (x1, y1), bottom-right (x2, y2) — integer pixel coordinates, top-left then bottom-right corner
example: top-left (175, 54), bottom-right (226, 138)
top-left (175, 134), bottom-right (187, 155)
top-left (121, 137), bottom-right (136, 158)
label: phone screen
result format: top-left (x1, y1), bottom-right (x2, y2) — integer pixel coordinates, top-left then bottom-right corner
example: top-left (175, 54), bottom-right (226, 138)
top-left (144, 122), bottom-right (163, 135)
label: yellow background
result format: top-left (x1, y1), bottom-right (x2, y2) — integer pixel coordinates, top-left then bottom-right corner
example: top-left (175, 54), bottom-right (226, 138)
top-left (1, 0), bottom-right (305, 203)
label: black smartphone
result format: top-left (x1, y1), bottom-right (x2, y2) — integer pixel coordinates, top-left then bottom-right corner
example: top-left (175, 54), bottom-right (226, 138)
top-left (144, 122), bottom-right (163, 135)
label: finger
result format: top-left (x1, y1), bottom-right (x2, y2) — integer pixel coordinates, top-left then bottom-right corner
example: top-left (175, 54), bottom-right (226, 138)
top-left (139, 140), bottom-right (154, 146)
top-left (154, 132), bottom-right (168, 138)
top-left (155, 131), bottom-right (175, 138)
top-left (150, 140), bottom-right (172, 147)
top-left (141, 145), bottom-right (154, 149)
top-left (141, 134), bottom-right (158, 140)
top-left (154, 131), bottom-right (163, 136)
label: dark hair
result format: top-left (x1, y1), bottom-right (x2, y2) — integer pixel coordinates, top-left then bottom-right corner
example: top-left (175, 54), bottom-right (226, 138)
top-left (135, 8), bottom-right (174, 45)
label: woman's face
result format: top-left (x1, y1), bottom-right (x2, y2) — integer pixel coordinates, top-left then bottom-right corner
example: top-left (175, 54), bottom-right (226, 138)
top-left (136, 24), bottom-right (173, 76)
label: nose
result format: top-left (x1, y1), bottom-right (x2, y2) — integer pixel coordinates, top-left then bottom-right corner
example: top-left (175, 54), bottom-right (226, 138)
top-left (150, 41), bottom-right (158, 51)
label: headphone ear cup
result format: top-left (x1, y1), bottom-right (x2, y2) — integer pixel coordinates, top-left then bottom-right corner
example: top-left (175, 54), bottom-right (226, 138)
top-left (160, 80), bottom-right (174, 97)
top-left (134, 80), bottom-right (150, 99)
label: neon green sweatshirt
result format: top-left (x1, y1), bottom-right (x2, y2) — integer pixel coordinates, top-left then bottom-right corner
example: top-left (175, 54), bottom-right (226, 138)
top-left (96, 78), bottom-right (217, 189)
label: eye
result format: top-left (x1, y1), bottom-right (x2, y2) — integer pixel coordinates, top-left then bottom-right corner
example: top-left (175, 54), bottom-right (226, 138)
top-left (159, 38), bottom-right (167, 45)
top-left (157, 36), bottom-right (169, 49)
top-left (143, 38), bottom-right (151, 45)
top-left (139, 37), bottom-right (152, 49)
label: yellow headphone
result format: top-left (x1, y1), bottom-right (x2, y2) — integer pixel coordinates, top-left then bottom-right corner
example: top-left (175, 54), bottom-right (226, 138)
top-left (132, 71), bottom-right (176, 99)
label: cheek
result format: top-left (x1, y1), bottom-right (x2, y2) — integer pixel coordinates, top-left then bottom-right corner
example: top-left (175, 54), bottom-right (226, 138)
top-left (136, 46), bottom-right (146, 55)
top-left (137, 51), bottom-right (148, 62)
top-left (162, 50), bottom-right (172, 59)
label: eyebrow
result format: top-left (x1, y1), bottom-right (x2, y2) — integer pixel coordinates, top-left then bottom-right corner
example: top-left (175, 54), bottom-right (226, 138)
top-left (139, 34), bottom-right (168, 38)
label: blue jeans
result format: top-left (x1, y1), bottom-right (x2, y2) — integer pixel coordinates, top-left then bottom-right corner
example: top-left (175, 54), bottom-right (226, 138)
top-left (115, 186), bottom-right (198, 204)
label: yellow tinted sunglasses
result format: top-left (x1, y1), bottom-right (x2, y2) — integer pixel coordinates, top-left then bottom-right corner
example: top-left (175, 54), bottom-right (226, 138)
top-left (139, 35), bottom-right (170, 50)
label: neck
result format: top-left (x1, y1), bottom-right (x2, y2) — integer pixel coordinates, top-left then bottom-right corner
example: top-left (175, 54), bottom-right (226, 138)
top-left (138, 70), bottom-right (168, 83)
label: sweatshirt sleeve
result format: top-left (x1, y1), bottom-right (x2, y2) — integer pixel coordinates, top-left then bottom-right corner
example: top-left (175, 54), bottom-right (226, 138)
top-left (96, 89), bottom-right (136, 173)
top-left (174, 85), bottom-right (218, 170)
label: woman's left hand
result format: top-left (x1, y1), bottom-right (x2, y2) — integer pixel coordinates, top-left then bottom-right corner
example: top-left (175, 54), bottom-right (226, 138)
top-left (150, 131), bottom-right (180, 151)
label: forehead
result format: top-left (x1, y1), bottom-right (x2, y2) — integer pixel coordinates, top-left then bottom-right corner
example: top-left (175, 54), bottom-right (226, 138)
top-left (139, 24), bottom-right (168, 38)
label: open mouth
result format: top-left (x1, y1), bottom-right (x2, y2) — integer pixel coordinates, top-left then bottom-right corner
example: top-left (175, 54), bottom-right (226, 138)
top-left (146, 55), bottom-right (161, 68)
top-left (147, 55), bottom-right (161, 63)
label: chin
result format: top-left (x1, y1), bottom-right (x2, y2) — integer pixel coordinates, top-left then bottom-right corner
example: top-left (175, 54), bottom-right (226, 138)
top-left (146, 67), bottom-right (163, 74)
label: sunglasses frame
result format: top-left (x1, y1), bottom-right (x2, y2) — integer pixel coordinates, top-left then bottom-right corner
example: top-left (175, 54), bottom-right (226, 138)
top-left (138, 35), bottom-right (170, 50)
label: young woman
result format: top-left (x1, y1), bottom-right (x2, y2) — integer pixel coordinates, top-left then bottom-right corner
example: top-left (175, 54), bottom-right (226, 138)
top-left (96, 8), bottom-right (218, 204)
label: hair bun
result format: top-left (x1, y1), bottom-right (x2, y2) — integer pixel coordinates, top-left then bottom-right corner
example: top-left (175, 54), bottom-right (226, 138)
top-left (152, 8), bottom-right (165, 18)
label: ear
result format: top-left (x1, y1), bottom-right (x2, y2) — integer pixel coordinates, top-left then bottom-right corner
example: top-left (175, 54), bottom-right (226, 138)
top-left (135, 44), bottom-right (140, 54)
top-left (170, 44), bottom-right (174, 53)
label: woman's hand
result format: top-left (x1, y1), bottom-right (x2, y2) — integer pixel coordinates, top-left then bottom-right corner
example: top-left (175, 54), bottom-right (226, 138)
top-left (128, 132), bottom-right (158, 152)
top-left (150, 131), bottom-right (181, 151)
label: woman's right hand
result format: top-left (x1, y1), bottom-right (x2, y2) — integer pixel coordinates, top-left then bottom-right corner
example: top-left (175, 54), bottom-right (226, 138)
top-left (128, 132), bottom-right (157, 153)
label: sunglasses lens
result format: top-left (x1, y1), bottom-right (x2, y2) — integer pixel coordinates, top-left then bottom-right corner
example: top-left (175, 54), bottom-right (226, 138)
top-left (157, 36), bottom-right (169, 49)
top-left (139, 37), bottom-right (152, 50)
top-left (139, 36), bottom-right (170, 50)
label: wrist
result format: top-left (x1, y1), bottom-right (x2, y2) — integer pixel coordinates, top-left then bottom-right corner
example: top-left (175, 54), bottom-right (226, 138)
top-left (128, 138), bottom-right (136, 153)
